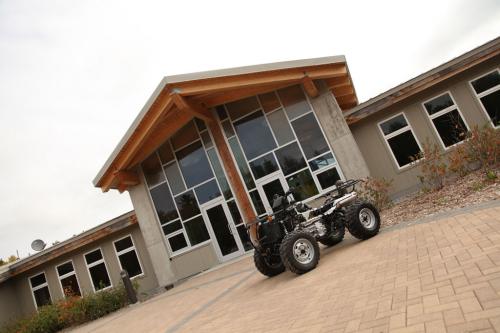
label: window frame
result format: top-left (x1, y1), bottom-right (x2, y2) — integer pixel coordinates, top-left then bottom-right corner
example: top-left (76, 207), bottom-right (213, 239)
top-left (377, 112), bottom-right (423, 170)
top-left (55, 260), bottom-right (82, 298)
top-left (28, 271), bottom-right (52, 309)
top-left (112, 235), bottom-right (144, 279)
top-left (468, 68), bottom-right (500, 128)
top-left (421, 91), bottom-right (470, 150)
top-left (83, 247), bottom-right (113, 292)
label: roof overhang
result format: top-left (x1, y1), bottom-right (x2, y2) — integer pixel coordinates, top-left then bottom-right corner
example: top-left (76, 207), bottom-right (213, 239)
top-left (345, 37), bottom-right (500, 125)
top-left (94, 56), bottom-right (358, 192)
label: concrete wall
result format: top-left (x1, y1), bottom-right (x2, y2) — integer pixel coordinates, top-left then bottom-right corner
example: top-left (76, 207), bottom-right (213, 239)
top-left (170, 242), bottom-right (219, 280)
top-left (350, 56), bottom-right (499, 198)
top-left (0, 223), bottom-right (158, 324)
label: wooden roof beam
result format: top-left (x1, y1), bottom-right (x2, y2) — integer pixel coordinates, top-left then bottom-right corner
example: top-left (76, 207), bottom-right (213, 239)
top-left (302, 76), bottom-right (319, 98)
top-left (171, 93), bottom-right (214, 123)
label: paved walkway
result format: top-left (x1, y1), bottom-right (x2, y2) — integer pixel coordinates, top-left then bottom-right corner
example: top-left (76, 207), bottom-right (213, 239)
top-left (71, 201), bottom-right (500, 333)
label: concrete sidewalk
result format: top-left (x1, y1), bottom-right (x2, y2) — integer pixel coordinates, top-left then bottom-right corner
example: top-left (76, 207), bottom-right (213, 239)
top-left (70, 201), bottom-right (500, 333)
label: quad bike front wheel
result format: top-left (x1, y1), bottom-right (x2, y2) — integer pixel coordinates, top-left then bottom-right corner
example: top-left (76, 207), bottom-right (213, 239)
top-left (253, 251), bottom-right (285, 277)
top-left (345, 200), bottom-right (381, 240)
top-left (279, 230), bottom-right (320, 274)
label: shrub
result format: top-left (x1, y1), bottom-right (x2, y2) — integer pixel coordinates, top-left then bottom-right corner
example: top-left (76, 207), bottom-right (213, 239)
top-left (358, 177), bottom-right (393, 211)
top-left (0, 285), bottom-right (129, 333)
top-left (464, 125), bottom-right (500, 168)
top-left (414, 140), bottom-right (447, 191)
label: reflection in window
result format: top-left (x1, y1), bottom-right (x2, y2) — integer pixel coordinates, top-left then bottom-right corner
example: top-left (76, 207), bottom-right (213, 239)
top-left (258, 91), bottom-right (281, 113)
top-left (195, 179), bottom-right (221, 205)
top-left (85, 249), bottom-right (111, 291)
top-left (216, 105), bottom-right (228, 120)
top-left (309, 153), bottom-right (336, 171)
top-left (157, 141), bottom-right (174, 164)
top-left (227, 200), bottom-right (243, 225)
top-left (114, 236), bottom-right (143, 278)
top-left (292, 112), bottom-right (329, 159)
top-left (237, 225), bottom-right (253, 251)
top-left (171, 121), bottom-right (199, 150)
top-left (228, 137), bottom-right (255, 190)
top-left (164, 162), bottom-right (186, 195)
top-left (150, 183), bottom-right (179, 223)
top-left (267, 108), bottom-right (295, 146)
top-left (226, 96), bottom-right (260, 120)
top-left (277, 85), bottom-right (311, 120)
top-left (176, 141), bottom-right (214, 188)
top-left (249, 153), bottom-right (279, 179)
top-left (30, 273), bottom-right (52, 308)
top-left (286, 169), bottom-right (318, 201)
top-left (274, 142), bottom-right (307, 175)
top-left (249, 190), bottom-right (266, 215)
top-left (168, 233), bottom-right (188, 252)
top-left (316, 167), bottom-right (341, 190)
top-left (233, 111), bottom-right (277, 160)
top-left (175, 190), bottom-right (200, 220)
top-left (183, 216), bottom-right (210, 246)
top-left (471, 70), bottom-right (500, 126)
top-left (142, 153), bottom-right (165, 188)
top-left (162, 220), bottom-right (182, 236)
top-left (207, 148), bottom-right (232, 200)
top-left (57, 261), bottom-right (81, 297)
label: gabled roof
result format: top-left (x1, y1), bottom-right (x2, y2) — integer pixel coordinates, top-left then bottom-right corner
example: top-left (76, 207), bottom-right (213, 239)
top-left (93, 56), bottom-right (358, 192)
top-left (345, 37), bottom-right (500, 124)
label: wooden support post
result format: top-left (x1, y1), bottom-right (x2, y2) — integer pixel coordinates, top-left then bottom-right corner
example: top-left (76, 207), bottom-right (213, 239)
top-left (207, 116), bottom-right (258, 243)
top-left (302, 76), bottom-right (319, 98)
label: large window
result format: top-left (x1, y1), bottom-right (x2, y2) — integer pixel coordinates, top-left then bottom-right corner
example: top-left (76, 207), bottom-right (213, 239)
top-left (378, 113), bottom-right (422, 168)
top-left (470, 69), bottom-right (500, 127)
top-left (29, 272), bottom-right (51, 308)
top-left (423, 92), bottom-right (469, 148)
top-left (84, 248), bottom-right (111, 291)
top-left (56, 261), bottom-right (81, 297)
top-left (113, 235), bottom-right (143, 278)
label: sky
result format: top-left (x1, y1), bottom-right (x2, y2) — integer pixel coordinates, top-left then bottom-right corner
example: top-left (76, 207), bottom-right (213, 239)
top-left (0, 0), bottom-right (499, 259)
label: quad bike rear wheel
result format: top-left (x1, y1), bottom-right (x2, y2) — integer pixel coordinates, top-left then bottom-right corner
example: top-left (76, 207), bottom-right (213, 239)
top-left (253, 251), bottom-right (285, 277)
top-left (318, 213), bottom-right (346, 247)
top-left (345, 200), bottom-right (381, 240)
top-left (279, 230), bottom-right (320, 274)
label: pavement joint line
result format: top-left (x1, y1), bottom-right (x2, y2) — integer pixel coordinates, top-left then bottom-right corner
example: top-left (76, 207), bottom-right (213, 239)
top-left (165, 270), bottom-right (256, 333)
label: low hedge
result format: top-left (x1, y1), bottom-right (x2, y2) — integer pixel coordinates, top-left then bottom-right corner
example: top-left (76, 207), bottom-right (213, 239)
top-left (0, 285), bottom-right (129, 333)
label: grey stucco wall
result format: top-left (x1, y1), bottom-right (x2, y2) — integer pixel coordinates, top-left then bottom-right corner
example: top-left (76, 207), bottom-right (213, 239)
top-left (350, 56), bottom-right (499, 198)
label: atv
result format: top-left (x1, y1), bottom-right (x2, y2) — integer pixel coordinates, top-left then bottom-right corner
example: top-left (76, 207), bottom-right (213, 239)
top-left (248, 179), bottom-right (381, 276)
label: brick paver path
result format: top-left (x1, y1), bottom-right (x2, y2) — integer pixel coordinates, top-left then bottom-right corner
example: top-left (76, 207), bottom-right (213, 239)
top-left (71, 202), bottom-right (500, 333)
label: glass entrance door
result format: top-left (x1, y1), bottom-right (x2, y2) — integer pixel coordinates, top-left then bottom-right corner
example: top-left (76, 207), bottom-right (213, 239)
top-left (202, 200), bottom-right (244, 261)
top-left (256, 173), bottom-right (288, 213)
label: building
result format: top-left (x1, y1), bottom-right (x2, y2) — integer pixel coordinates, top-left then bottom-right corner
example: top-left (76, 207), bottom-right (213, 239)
top-left (0, 212), bottom-right (159, 325)
top-left (93, 37), bottom-right (499, 289)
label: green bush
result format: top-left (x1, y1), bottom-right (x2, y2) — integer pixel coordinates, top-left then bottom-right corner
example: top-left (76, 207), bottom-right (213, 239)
top-left (0, 285), bottom-right (129, 333)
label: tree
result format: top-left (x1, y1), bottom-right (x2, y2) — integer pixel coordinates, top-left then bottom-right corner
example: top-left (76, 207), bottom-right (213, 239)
top-left (0, 258), bottom-right (5, 266)
top-left (7, 255), bottom-right (18, 263)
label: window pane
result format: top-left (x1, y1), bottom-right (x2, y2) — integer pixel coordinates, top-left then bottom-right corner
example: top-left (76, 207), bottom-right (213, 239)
top-left (168, 233), bottom-right (188, 252)
top-left (424, 93), bottom-right (454, 115)
top-left (249, 190), bottom-right (266, 215)
top-left (309, 153), bottom-right (336, 171)
top-left (114, 236), bottom-right (133, 252)
top-left (472, 71), bottom-right (500, 94)
top-left (57, 262), bottom-right (74, 277)
top-left (85, 249), bottom-right (103, 265)
top-left (171, 121), bottom-right (198, 150)
top-left (89, 263), bottom-right (111, 290)
top-left (278, 85), bottom-right (311, 119)
top-left (118, 250), bottom-right (143, 278)
top-left (387, 130), bottom-right (421, 167)
top-left (275, 142), bottom-right (307, 175)
top-left (157, 141), bottom-right (174, 164)
top-left (61, 275), bottom-right (81, 297)
top-left (33, 287), bottom-right (51, 307)
top-left (30, 273), bottom-right (46, 288)
top-left (316, 167), bottom-right (341, 190)
top-left (267, 108), bottom-right (295, 146)
top-left (249, 153), bottom-right (279, 180)
top-left (432, 109), bottom-right (468, 147)
top-left (292, 112), bottom-right (329, 159)
top-left (258, 92), bottom-right (281, 113)
top-left (195, 179), bottom-right (221, 204)
top-left (228, 137), bottom-right (255, 190)
top-left (162, 220), bottom-right (182, 235)
top-left (175, 190), bottom-right (200, 220)
top-left (207, 149), bottom-right (232, 200)
top-left (142, 153), bottom-right (165, 187)
top-left (286, 169), bottom-right (318, 201)
top-left (176, 141), bottom-right (214, 188)
top-left (164, 162), bottom-right (186, 195)
top-left (480, 90), bottom-right (500, 126)
top-left (195, 118), bottom-right (206, 131)
top-left (184, 216), bottom-right (210, 246)
top-left (200, 131), bottom-right (213, 148)
top-left (222, 120), bottom-right (235, 138)
top-left (150, 183), bottom-right (179, 223)
top-left (215, 105), bottom-right (228, 120)
top-left (227, 200), bottom-right (243, 226)
top-left (226, 96), bottom-right (260, 120)
top-left (237, 225), bottom-right (253, 251)
top-left (233, 111), bottom-right (277, 160)
top-left (380, 114), bottom-right (408, 136)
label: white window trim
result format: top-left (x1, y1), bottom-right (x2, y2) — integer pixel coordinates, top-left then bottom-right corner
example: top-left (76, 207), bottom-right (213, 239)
top-left (28, 271), bottom-right (51, 309)
top-left (377, 112), bottom-right (423, 170)
top-left (83, 247), bottom-right (112, 292)
top-left (55, 260), bottom-right (81, 298)
top-left (113, 235), bottom-right (144, 279)
top-left (468, 68), bottom-right (500, 128)
top-left (421, 91), bottom-right (470, 150)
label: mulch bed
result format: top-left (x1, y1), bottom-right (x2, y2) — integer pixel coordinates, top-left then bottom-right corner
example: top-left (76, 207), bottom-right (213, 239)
top-left (380, 168), bottom-right (500, 229)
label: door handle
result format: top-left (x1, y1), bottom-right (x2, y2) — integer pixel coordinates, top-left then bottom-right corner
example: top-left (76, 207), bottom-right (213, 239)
top-left (227, 224), bottom-right (233, 235)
